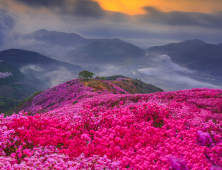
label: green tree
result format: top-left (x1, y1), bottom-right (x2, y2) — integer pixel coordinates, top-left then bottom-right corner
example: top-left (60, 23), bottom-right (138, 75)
top-left (78, 71), bottom-right (94, 79)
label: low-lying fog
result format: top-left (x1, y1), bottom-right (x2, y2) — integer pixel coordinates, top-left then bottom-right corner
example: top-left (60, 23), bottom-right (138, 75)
top-left (136, 55), bottom-right (222, 91)
top-left (20, 64), bottom-right (79, 88)
top-left (82, 54), bottom-right (222, 91)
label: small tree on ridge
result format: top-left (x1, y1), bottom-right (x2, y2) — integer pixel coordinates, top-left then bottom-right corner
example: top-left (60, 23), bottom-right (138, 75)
top-left (78, 71), bottom-right (94, 79)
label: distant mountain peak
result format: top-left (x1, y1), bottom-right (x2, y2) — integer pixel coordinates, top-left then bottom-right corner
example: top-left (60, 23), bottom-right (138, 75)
top-left (148, 39), bottom-right (207, 52)
top-left (179, 39), bottom-right (206, 45)
top-left (32, 29), bottom-right (49, 34)
top-left (37, 29), bottom-right (48, 32)
top-left (65, 38), bottom-right (145, 64)
top-left (23, 29), bottom-right (89, 48)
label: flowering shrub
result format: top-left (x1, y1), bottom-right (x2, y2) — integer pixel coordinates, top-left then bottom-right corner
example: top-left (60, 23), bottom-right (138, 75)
top-left (0, 79), bottom-right (222, 169)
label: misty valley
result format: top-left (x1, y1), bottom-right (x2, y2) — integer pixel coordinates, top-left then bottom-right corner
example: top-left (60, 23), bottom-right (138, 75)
top-left (1, 30), bottom-right (222, 95)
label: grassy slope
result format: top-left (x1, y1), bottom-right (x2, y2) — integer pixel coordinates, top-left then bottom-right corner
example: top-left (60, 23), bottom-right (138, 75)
top-left (0, 61), bottom-right (44, 114)
top-left (4, 91), bottom-right (43, 116)
top-left (81, 78), bottom-right (163, 94)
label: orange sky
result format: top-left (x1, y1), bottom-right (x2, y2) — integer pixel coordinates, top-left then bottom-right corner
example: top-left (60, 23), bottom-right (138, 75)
top-left (94, 0), bottom-right (222, 15)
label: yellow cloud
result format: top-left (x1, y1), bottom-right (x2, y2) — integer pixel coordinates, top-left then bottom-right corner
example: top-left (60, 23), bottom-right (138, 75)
top-left (94, 0), bottom-right (222, 15)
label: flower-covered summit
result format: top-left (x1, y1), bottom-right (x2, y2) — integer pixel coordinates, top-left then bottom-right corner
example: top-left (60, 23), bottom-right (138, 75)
top-left (0, 78), bottom-right (222, 169)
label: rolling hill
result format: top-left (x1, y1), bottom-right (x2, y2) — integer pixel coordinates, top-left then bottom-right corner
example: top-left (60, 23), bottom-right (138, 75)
top-left (7, 77), bottom-right (163, 115)
top-left (0, 49), bottom-right (82, 113)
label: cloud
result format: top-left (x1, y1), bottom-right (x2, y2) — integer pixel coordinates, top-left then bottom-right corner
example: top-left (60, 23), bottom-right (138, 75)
top-left (14, 0), bottom-right (65, 8)
top-left (0, 72), bottom-right (13, 78)
top-left (70, 0), bottom-right (105, 18)
top-left (0, 9), bottom-right (16, 45)
top-left (20, 64), bottom-right (79, 87)
top-left (20, 64), bottom-right (43, 72)
top-left (137, 55), bottom-right (221, 90)
top-left (6, 0), bottom-right (222, 29)
top-left (94, 64), bottom-right (122, 77)
top-left (0, 9), bottom-right (16, 29)
top-left (14, 0), bottom-right (106, 19)
top-left (81, 55), bottom-right (222, 91)
top-left (0, 36), bottom-right (49, 52)
top-left (139, 7), bottom-right (222, 28)
top-left (106, 11), bottom-right (129, 22)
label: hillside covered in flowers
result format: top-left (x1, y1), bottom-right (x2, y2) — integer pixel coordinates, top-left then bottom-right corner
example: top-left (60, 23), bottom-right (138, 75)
top-left (0, 78), bottom-right (222, 169)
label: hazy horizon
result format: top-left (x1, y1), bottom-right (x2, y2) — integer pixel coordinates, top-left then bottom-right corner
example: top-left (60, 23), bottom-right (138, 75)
top-left (1, 0), bottom-right (222, 47)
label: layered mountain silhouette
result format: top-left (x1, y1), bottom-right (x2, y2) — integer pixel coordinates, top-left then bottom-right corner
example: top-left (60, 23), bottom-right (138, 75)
top-left (65, 38), bottom-right (145, 65)
top-left (5, 29), bottom-right (92, 59)
top-left (1, 29), bottom-right (222, 90)
top-left (148, 39), bottom-right (222, 77)
top-left (5, 30), bottom-right (146, 62)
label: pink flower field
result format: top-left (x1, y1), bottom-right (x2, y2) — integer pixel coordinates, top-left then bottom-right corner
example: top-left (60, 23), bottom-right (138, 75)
top-left (0, 79), bottom-right (222, 169)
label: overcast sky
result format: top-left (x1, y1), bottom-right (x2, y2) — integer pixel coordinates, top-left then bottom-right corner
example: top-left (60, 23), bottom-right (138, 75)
top-left (1, 0), bottom-right (222, 47)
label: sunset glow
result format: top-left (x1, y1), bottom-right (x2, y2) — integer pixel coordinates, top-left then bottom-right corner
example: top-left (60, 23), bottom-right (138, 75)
top-left (94, 0), bottom-right (222, 15)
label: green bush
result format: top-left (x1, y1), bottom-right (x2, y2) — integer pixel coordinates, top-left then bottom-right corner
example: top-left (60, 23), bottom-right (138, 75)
top-left (133, 82), bottom-right (138, 86)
